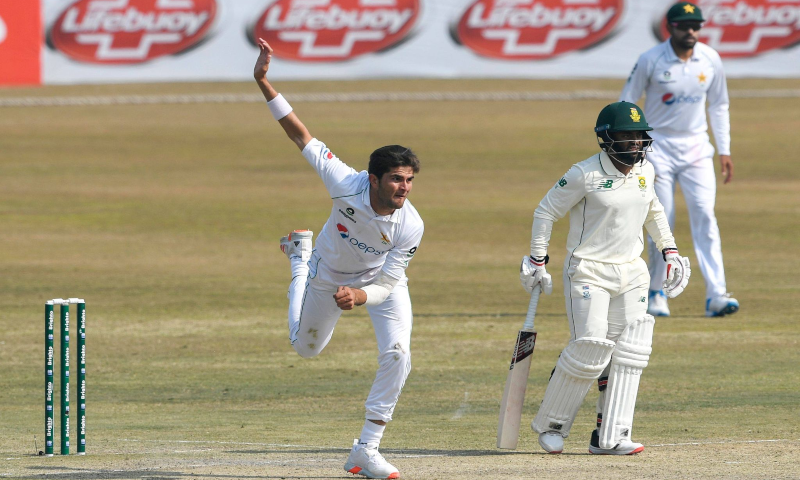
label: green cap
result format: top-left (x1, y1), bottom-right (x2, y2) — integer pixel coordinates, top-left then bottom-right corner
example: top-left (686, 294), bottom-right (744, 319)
top-left (595, 102), bottom-right (653, 133)
top-left (666, 2), bottom-right (704, 22)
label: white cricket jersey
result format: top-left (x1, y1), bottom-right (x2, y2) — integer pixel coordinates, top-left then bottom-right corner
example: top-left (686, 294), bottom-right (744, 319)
top-left (302, 138), bottom-right (424, 283)
top-left (530, 153), bottom-right (676, 265)
top-left (619, 40), bottom-right (730, 155)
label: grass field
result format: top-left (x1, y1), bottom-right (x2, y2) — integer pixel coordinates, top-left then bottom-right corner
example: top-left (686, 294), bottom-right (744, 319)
top-left (1, 79), bottom-right (799, 479)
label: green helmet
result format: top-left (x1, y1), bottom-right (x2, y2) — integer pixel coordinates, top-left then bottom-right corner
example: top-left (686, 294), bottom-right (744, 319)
top-left (595, 102), bottom-right (653, 166)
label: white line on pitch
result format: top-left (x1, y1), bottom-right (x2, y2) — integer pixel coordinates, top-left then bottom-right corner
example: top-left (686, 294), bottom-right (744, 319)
top-left (647, 439), bottom-right (797, 447)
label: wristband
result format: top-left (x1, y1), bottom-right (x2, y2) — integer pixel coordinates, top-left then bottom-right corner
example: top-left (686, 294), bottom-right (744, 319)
top-left (267, 93), bottom-right (293, 121)
top-left (662, 248), bottom-right (679, 261)
top-left (530, 254), bottom-right (549, 266)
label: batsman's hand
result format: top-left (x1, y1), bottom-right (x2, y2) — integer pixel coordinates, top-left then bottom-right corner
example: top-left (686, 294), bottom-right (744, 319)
top-left (662, 249), bottom-right (691, 298)
top-left (520, 256), bottom-right (553, 295)
top-left (254, 38), bottom-right (273, 82)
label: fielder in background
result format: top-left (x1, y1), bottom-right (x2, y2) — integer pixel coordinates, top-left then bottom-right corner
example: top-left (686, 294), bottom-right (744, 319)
top-left (255, 39), bottom-right (423, 480)
top-left (521, 102), bottom-right (691, 454)
top-left (620, 1), bottom-right (738, 318)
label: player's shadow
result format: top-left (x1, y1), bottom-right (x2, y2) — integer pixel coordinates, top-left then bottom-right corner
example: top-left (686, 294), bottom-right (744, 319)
top-left (229, 447), bottom-right (586, 457)
top-left (24, 465), bottom-right (337, 480)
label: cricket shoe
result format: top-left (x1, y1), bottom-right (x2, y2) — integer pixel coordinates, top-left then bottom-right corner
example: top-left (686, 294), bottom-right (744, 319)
top-left (588, 429), bottom-right (644, 455)
top-left (706, 293), bottom-right (739, 317)
top-left (538, 431), bottom-right (564, 454)
top-left (344, 439), bottom-right (400, 479)
top-left (647, 290), bottom-right (670, 317)
top-left (280, 229), bottom-right (313, 262)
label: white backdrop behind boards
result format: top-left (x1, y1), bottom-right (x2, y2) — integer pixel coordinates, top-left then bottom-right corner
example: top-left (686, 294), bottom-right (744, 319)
top-left (41, 0), bottom-right (800, 84)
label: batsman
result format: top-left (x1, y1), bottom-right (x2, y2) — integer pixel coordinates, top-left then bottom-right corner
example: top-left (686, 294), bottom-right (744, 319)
top-left (520, 102), bottom-right (691, 455)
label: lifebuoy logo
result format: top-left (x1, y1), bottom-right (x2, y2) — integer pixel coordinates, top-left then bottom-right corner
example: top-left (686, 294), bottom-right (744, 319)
top-left (0, 15), bottom-right (7, 45)
top-left (656, 0), bottom-right (800, 58)
top-left (454, 0), bottom-right (624, 60)
top-left (252, 0), bottom-right (420, 62)
top-left (48, 0), bottom-right (217, 64)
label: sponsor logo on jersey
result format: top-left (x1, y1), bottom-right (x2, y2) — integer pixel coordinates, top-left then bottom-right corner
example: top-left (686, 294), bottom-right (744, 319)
top-left (597, 179), bottom-right (613, 189)
top-left (336, 223), bottom-right (386, 255)
top-left (655, 0), bottom-right (800, 58)
top-left (251, 0), bottom-right (420, 62)
top-left (407, 246), bottom-right (417, 257)
top-left (48, 0), bottom-right (217, 64)
top-left (557, 177), bottom-right (567, 187)
top-left (339, 208), bottom-right (357, 223)
top-left (661, 93), bottom-right (702, 105)
top-left (322, 147), bottom-right (334, 160)
top-left (454, 0), bottom-right (624, 60)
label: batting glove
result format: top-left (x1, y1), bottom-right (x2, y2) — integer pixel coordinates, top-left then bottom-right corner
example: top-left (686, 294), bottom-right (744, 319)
top-left (662, 248), bottom-right (691, 298)
top-left (520, 255), bottom-right (553, 295)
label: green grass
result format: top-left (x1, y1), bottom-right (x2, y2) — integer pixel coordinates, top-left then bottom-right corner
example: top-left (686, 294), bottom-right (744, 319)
top-left (0, 80), bottom-right (798, 478)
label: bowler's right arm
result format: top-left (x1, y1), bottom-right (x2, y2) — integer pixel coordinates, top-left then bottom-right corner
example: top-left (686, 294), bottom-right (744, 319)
top-left (254, 38), bottom-right (312, 151)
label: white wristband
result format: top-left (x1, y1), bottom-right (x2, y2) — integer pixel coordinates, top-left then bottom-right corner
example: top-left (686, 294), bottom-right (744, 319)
top-left (267, 93), bottom-right (293, 121)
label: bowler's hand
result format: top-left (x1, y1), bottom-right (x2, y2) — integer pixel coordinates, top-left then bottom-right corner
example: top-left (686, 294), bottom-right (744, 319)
top-left (254, 38), bottom-right (273, 82)
top-left (334, 286), bottom-right (358, 310)
top-left (719, 155), bottom-right (733, 184)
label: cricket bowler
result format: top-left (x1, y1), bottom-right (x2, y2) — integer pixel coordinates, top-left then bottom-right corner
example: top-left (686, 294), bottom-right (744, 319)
top-left (520, 102), bottom-right (691, 454)
top-left (254, 40), bottom-right (423, 479)
top-left (620, 2), bottom-right (738, 317)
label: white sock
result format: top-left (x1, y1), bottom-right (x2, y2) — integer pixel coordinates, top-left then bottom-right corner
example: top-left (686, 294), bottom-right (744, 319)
top-left (359, 420), bottom-right (385, 447)
top-left (287, 257), bottom-right (308, 342)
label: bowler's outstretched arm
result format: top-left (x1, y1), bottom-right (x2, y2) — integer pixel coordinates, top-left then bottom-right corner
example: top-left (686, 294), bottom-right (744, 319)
top-left (253, 38), bottom-right (312, 150)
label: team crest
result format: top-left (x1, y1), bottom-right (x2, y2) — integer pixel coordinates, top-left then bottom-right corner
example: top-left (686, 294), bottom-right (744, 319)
top-left (638, 176), bottom-right (647, 191)
top-left (380, 232), bottom-right (391, 245)
top-left (630, 108), bottom-right (641, 122)
top-left (683, 4), bottom-right (695, 13)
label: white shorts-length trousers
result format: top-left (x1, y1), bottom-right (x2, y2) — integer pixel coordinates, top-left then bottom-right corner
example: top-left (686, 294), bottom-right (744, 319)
top-left (287, 253), bottom-right (413, 423)
top-left (646, 133), bottom-right (727, 299)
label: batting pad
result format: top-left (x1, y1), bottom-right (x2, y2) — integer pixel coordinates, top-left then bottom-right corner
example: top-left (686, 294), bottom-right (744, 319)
top-left (532, 337), bottom-right (615, 437)
top-left (599, 315), bottom-right (655, 449)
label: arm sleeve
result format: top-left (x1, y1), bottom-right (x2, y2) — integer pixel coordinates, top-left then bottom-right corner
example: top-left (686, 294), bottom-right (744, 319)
top-left (381, 222), bottom-right (424, 282)
top-left (530, 165), bottom-right (587, 257)
top-left (362, 272), bottom-right (401, 306)
top-left (301, 138), bottom-right (361, 197)
top-left (619, 57), bottom-right (649, 104)
top-left (644, 194), bottom-right (677, 252)
top-left (707, 55), bottom-right (731, 156)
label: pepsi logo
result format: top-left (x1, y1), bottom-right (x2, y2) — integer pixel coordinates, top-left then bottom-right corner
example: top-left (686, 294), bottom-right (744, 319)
top-left (661, 93), bottom-right (702, 105)
top-left (323, 148), bottom-right (334, 159)
top-left (48, 0), bottom-right (217, 64)
top-left (252, 0), bottom-right (420, 62)
top-left (454, 0), bottom-right (624, 60)
top-left (656, 0), bottom-right (800, 58)
top-left (337, 223), bottom-right (349, 238)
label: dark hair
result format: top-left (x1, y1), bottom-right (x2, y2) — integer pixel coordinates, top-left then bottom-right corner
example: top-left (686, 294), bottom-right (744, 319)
top-left (368, 145), bottom-right (420, 180)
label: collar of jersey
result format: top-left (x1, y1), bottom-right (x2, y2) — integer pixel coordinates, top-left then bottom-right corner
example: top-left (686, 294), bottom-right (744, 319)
top-left (362, 185), bottom-right (401, 223)
top-left (663, 39), bottom-right (698, 63)
top-left (599, 152), bottom-right (641, 178)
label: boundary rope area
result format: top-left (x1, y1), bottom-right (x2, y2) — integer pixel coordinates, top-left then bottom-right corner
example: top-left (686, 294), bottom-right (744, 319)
top-left (2, 89), bottom-right (800, 107)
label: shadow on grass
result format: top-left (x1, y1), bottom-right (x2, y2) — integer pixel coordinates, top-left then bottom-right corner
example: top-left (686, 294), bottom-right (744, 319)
top-left (228, 447), bottom-right (588, 457)
top-left (22, 466), bottom-right (348, 480)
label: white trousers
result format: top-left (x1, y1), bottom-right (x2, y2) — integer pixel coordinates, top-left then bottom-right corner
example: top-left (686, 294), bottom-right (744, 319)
top-left (287, 253), bottom-right (413, 423)
top-left (564, 257), bottom-right (650, 341)
top-left (563, 257), bottom-right (650, 435)
top-left (646, 133), bottom-right (727, 299)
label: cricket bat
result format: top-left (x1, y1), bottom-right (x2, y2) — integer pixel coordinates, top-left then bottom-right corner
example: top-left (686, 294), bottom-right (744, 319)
top-left (496, 287), bottom-right (541, 449)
